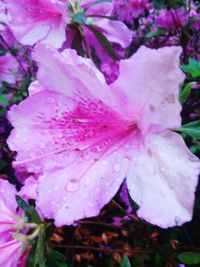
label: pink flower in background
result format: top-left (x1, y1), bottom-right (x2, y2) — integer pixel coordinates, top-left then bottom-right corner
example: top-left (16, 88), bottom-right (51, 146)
top-left (155, 9), bottom-right (188, 30)
top-left (0, 179), bottom-right (27, 267)
top-left (113, 0), bottom-right (150, 23)
top-left (0, 54), bottom-right (18, 84)
top-left (6, 0), bottom-right (68, 48)
top-left (8, 44), bottom-right (199, 228)
top-left (64, 0), bottom-right (133, 67)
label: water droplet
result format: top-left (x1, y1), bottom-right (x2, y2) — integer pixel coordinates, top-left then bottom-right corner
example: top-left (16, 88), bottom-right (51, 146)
top-left (81, 190), bottom-right (88, 198)
top-left (66, 181), bottom-right (79, 192)
top-left (113, 164), bottom-right (121, 172)
top-left (39, 143), bottom-right (46, 149)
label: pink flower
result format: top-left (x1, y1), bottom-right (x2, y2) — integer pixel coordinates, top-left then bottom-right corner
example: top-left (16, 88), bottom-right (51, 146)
top-left (0, 179), bottom-right (27, 267)
top-left (8, 44), bottom-right (200, 228)
top-left (64, 0), bottom-right (133, 64)
top-left (113, 0), bottom-right (150, 23)
top-left (0, 54), bottom-right (18, 84)
top-left (6, 0), bottom-right (67, 48)
top-left (155, 9), bottom-right (188, 30)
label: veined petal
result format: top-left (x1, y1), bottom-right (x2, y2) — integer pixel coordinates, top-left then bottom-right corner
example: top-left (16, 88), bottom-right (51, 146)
top-left (32, 44), bottom-right (119, 110)
top-left (6, 0), bottom-right (67, 47)
top-left (110, 46), bottom-right (185, 130)
top-left (95, 20), bottom-right (133, 48)
top-left (36, 135), bottom-right (133, 226)
top-left (7, 88), bottom-right (132, 174)
top-left (0, 239), bottom-right (23, 267)
top-left (126, 131), bottom-right (200, 228)
top-left (0, 180), bottom-right (17, 212)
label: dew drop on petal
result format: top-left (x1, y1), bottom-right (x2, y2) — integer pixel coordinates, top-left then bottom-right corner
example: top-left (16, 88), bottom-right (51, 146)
top-left (113, 163), bottom-right (121, 172)
top-left (65, 181), bottom-right (79, 192)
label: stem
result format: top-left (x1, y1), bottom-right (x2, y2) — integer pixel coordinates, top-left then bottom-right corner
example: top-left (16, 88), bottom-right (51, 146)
top-left (53, 244), bottom-right (152, 254)
top-left (27, 227), bottom-right (40, 240)
top-left (111, 200), bottom-right (179, 267)
top-left (0, 35), bottom-right (27, 75)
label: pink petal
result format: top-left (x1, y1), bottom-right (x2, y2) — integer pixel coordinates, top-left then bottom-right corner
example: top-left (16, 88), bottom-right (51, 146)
top-left (32, 44), bottom-right (118, 110)
top-left (28, 81), bottom-right (44, 96)
top-left (83, 0), bottom-right (113, 16)
top-left (0, 239), bottom-right (23, 267)
top-left (0, 180), bottom-right (17, 212)
top-left (36, 135), bottom-right (133, 226)
top-left (126, 131), bottom-right (200, 228)
top-left (0, 54), bottom-right (18, 84)
top-left (96, 20), bottom-right (133, 48)
top-left (110, 46), bottom-right (185, 131)
top-left (7, 0), bottom-right (67, 47)
top-left (7, 86), bottom-right (131, 174)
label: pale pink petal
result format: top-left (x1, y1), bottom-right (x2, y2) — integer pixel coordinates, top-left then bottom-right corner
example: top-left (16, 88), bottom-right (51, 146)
top-left (36, 135), bottom-right (133, 226)
top-left (28, 81), bottom-right (44, 96)
top-left (32, 44), bottom-right (118, 110)
top-left (0, 180), bottom-right (20, 234)
top-left (7, 87), bottom-right (131, 174)
top-left (6, 0), bottom-right (67, 47)
top-left (0, 239), bottom-right (23, 267)
top-left (126, 131), bottom-right (200, 228)
top-left (95, 19), bottom-right (133, 48)
top-left (0, 180), bottom-right (17, 211)
top-left (110, 46), bottom-right (185, 131)
top-left (19, 176), bottom-right (38, 200)
top-left (0, 54), bottom-right (18, 84)
top-left (82, 0), bottom-right (113, 16)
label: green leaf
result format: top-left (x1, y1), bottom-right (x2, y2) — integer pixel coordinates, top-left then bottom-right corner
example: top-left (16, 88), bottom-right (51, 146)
top-left (71, 27), bottom-right (85, 57)
top-left (120, 256), bottom-right (131, 267)
top-left (145, 29), bottom-right (165, 38)
top-left (15, 195), bottom-right (42, 224)
top-left (0, 159), bottom-right (8, 171)
top-left (176, 121), bottom-right (200, 139)
top-left (26, 242), bottom-right (37, 267)
top-left (179, 82), bottom-right (196, 104)
top-left (72, 11), bottom-right (85, 24)
top-left (0, 93), bottom-right (8, 106)
top-left (47, 249), bottom-right (69, 267)
top-left (35, 231), bottom-right (46, 267)
top-left (178, 252), bottom-right (200, 265)
top-left (16, 195), bottom-right (32, 215)
top-left (87, 25), bottom-right (116, 60)
top-left (182, 58), bottom-right (200, 78)
top-left (30, 207), bottom-right (42, 224)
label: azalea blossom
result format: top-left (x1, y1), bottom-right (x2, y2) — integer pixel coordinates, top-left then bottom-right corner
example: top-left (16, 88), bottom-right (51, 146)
top-left (155, 9), bottom-right (188, 30)
top-left (6, 0), bottom-right (68, 48)
top-left (0, 54), bottom-right (18, 84)
top-left (0, 179), bottom-right (27, 267)
top-left (113, 0), bottom-right (150, 23)
top-left (8, 44), bottom-right (200, 228)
